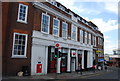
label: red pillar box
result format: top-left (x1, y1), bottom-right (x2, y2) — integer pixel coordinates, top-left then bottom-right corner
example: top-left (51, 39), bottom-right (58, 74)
top-left (36, 63), bottom-right (42, 73)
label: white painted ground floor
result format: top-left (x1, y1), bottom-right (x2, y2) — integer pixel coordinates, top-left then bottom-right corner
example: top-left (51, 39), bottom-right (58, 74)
top-left (31, 31), bottom-right (95, 75)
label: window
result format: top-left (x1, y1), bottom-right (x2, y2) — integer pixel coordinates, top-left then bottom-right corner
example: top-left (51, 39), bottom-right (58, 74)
top-left (93, 35), bottom-right (96, 46)
top-left (95, 36), bottom-right (96, 46)
top-left (101, 39), bottom-right (104, 45)
top-left (100, 38), bottom-right (102, 45)
top-left (62, 22), bottom-right (68, 38)
top-left (71, 25), bottom-right (77, 40)
top-left (41, 13), bottom-right (50, 33)
top-left (88, 33), bottom-right (91, 45)
top-left (93, 35), bottom-right (94, 45)
top-left (80, 30), bottom-right (83, 43)
top-left (12, 33), bottom-right (28, 58)
top-left (98, 37), bottom-right (99, 45)
top-left (53, 18), bottom-right (60, 36)
top-left (17, 3), bottom-right (28, 23)
top-left (84, 31), bottom-right (87, 44)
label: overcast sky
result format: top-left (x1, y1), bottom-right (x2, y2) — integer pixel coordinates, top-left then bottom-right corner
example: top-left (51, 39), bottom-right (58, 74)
top-left (56, 0), bottom-right (119, 54)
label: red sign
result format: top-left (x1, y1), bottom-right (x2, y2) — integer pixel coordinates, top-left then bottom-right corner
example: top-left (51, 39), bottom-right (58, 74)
top-left (58, 47), bottom-right (61, 49)
top-left (73, 53), bottom-right (76, 55)
top-left (71, 51), bottom-right (76, 57)
top-left (55, 43), bottom-right (59, 47)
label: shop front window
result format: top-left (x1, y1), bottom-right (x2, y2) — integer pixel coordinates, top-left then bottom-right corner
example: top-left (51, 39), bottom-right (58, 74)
top-left (78, 50), bottom-right (82, 65)
top-left (61, 53), bottom-right (67, 67)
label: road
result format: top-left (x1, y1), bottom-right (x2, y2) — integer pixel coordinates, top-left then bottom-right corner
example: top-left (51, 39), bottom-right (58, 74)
top-left (2, 66), bottom-right (120, 81)
top-left (76, 66), bottom-right (120, 79)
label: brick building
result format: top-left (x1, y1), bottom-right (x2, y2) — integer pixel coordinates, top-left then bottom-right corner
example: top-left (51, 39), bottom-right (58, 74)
top-left (2, 1), bottom-right (104, 76)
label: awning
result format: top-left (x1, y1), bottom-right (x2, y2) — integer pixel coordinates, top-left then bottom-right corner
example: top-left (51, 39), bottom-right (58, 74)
top-left (98, 58), bottom-right (106, 62)
top-left (96, 50), bottom-right (102, 53)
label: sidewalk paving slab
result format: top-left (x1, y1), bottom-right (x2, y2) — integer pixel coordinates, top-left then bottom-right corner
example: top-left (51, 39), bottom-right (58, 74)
top-left (2, 69), bottom-right (112, 80)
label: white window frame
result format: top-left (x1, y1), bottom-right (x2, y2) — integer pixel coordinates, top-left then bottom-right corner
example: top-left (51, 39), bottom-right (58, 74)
top-left (98, 37), bottom-right (99, 45)
top-left (84, 31), bottom-right (87, 44)
top-left (102, 38), bottom-right (104, 46)
top-left (89, 33), bottom-right (91, 45)
top-left (62, 22), bottom-right (68, 39)
top-left (71, 25), bottom-right (77, 41)
top-left (53, 18), bottom-right (60, 37)
top-left (95, 36), bottom-right (96, 46)
top-left (11, 33), bottom-right (28, 58)
top-left (93, 35), bottom-right (94, 45)
top-left (17, 3), bottom-right (28, 24)
top-left (92, 35), bottom-right (95, 46)
top-left (80, 30), bottom-right (83, 43)
top-left (41, 13), bottom-right (50, 34)
top-left (100, 38), bottom-right (101, 45)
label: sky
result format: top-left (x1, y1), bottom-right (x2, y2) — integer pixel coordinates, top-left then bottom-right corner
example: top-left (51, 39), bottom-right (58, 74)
top-left (56, 0), bottom-right (119, 54)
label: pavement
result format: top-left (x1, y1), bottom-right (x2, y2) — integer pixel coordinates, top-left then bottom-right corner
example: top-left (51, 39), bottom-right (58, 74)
top-left (2, 68), bottom-right (113, 80)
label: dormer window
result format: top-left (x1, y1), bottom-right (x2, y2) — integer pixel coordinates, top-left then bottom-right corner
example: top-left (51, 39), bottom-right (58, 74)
top-left (59, 5), bottom-right (65, 11)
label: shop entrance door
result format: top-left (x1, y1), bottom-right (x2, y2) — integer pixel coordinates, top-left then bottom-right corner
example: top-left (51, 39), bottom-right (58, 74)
top-left (71, 58), bottom-right (76, 72)
top-left (84, 50), bottom-right (87, 70)
top-left (48, 46), bottom-right (57, 73)
top-left (78, 54), bottom-right (82, 65)
top-left (60, 53), bottom-right (67, 72)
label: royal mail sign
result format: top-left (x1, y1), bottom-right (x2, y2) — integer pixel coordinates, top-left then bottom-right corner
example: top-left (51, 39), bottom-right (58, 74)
top-left (55, 43), bottom-right (60, 47)
top-left (71, 50), bottom-right (76, 57)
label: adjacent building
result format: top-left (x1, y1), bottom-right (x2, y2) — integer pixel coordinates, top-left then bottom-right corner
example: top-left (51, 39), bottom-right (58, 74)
top-left (113, 49), bottom-right (120, 55)
top-left (2, 1), bottom-right (104, 76)
top-left (105, 49), bottom-right (120, 67)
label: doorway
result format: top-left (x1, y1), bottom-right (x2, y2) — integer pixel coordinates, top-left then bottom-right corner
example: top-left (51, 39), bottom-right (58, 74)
top-left (60, 53), bottom-right (67, 72)
top-left (48, 46), bottom-right (56, 73)
top-left (84, 50), bottom-right (87, 70)
top-left (71, 58), bottom-right (76, 72)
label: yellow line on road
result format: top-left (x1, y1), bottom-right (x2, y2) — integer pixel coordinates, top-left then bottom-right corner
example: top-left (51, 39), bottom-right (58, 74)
top-left (80, 71), bottom-right (113, 79)
top-left (80, 73), bottom-right (102, 78)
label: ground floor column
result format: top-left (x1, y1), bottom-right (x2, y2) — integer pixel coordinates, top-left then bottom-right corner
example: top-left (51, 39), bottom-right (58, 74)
top-left (45, 46), bottom-right (48, 74)
top-left (67, 48), bottom-right (71, 72)
top-left (82, 50), bottom-right (84, 69)
top-left (87, 51), bottom-right (90, 68)
top-left (76, 49), bottom-right (78, 70)
top-left (87, 51), bottom-right (93, 68)
top-left (90, 51), bottom-right (93, 67)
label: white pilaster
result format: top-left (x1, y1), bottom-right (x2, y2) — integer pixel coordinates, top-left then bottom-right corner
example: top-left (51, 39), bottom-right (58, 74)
top-left (76, 49), bottom-right (78, 70)
top-left (67, 48), bottom-right (71, 72)
top-left (82, 50), bottom-right (84, 69)
top-left (56, 58), bottom-right (61, 73)
top-left (91, 51), bottom-right (93, 67)
top-left (87, 51), bottom-right (90, 68)
top-left (45, 46), bottom-right (48, 74)
top-left (87, 51), bottom-right (93, 68)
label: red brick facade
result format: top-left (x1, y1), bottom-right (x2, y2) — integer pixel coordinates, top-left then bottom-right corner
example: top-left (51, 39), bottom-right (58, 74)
top-left (2, 2), bottom-right (104, 76)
